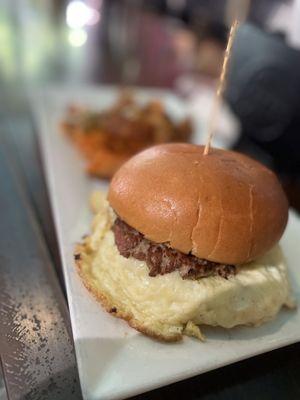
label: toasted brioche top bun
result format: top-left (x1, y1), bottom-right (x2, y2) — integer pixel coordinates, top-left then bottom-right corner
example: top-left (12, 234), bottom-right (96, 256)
top-left (108, 143), bottom-right (288, 264)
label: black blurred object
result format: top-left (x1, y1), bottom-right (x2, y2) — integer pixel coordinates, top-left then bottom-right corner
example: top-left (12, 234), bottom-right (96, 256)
top-left (141, 0), bottom-right (282, 28)
top-left (193, 19), bottom-right (228, 45)
top-left (226, 23), bottom-right (300, 178)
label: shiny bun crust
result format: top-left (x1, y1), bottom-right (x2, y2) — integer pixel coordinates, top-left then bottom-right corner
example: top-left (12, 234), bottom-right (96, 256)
top-left (108, 143), bottom-right (288, 265)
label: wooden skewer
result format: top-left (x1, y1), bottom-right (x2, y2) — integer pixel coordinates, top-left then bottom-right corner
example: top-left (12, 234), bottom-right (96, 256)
top-left (203, 20), bottom-right (239, 155)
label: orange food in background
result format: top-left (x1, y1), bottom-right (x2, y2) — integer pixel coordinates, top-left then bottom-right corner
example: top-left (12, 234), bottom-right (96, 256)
top-left (61, 91), bottom-right (192, 178)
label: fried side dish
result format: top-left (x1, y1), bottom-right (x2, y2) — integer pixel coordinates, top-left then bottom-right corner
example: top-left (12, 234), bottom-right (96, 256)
top-left (61, 91), bottom-right (192, 178)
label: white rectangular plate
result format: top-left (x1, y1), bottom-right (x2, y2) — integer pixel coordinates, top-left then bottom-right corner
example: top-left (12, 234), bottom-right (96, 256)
top-left (31, 86), bottom-right (300, 400)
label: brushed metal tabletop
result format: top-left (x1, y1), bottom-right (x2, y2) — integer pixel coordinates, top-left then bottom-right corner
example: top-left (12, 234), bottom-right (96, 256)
top-left (0, 110), bottom-right (82, 398)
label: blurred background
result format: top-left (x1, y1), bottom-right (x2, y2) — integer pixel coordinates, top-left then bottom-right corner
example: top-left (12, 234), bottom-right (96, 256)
top-left (1, 0), bottom-right (300, 208)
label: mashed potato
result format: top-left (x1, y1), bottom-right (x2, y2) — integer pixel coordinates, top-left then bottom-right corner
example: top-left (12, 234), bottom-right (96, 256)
top-left (76, 192), bottom-right (295, 341)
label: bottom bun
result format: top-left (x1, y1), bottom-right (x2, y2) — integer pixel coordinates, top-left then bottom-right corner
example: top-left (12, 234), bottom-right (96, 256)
top-left (76, 192), bottom-right (295, 342)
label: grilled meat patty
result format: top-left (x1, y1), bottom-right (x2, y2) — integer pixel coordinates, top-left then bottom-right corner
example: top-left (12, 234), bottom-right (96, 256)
top-left (112, 218), bottom-right (236, 280)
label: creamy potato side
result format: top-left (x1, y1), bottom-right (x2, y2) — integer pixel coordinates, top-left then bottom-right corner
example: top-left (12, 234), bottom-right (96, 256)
top-left (77, 192), bottom-right (295, 341)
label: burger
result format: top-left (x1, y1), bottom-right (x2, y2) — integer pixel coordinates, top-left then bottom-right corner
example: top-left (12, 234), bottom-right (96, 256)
top-left (76, 143), bottom-right (295, 341)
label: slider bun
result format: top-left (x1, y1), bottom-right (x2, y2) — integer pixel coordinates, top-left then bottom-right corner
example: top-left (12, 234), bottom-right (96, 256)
top-left (108, 143), bottom-right (288, 265)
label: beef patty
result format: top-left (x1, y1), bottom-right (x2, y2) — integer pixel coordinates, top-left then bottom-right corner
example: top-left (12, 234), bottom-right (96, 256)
top-left (112, 217), bottom-right (236, 280)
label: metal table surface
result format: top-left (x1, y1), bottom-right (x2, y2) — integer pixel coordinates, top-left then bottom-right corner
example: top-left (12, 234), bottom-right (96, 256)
top-left (0, 93), bottom-right (81, 399)
top-left (1, 3), bottom-right (300, 399)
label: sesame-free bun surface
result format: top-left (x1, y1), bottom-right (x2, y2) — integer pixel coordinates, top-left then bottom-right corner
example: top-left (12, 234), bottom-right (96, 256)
top-left (108, 143), bottom-right (288, 264)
